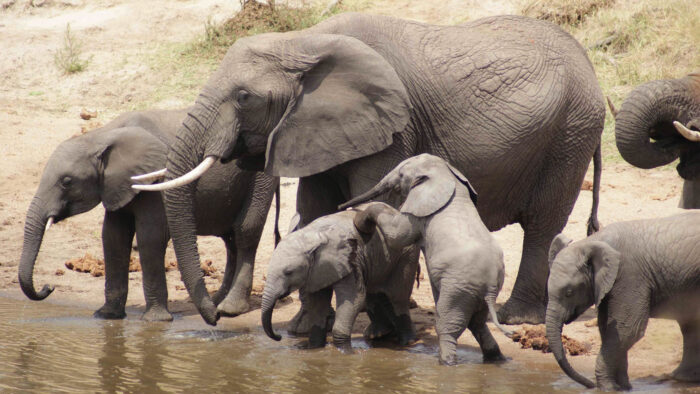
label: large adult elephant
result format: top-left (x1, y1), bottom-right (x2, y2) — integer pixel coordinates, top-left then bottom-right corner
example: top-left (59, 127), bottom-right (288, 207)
top-left (613, 72), bottom-right (700, 208)
top-left (135, 13), bottom-right (605, 326)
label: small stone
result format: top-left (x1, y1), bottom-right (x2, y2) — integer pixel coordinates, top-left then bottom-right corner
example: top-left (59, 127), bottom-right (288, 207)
top-left (55, 269), bottom-right (65, 276)
top-left (80, 108), bottom-right (98, 120)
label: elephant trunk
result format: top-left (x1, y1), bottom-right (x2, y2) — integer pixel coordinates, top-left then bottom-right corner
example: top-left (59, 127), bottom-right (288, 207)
top-left (545, 304), bottom-right (595, 388)
top-left (18, 197), bottom-right (55, 300)
top-left (615, 78), bottom-right (696, 169)
top-left (338, 180), bottom-right (393, 210)
top-left (261, 289), bottom-right (281, 341)
top-left (162, 94), bottom-right (238, 326)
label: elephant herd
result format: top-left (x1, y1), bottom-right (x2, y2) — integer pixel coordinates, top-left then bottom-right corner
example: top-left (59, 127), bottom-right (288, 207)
top-left (17, 12), bottom-right (700, 391)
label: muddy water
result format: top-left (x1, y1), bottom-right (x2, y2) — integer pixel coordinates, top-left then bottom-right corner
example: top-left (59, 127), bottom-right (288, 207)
top-left (0, 294), bottom-right (692, 393)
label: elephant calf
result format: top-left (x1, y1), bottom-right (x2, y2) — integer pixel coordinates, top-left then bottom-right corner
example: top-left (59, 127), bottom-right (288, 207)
top-left (261, 204), bottom-right (420, 348)
top-left (19, 108), bottom-right (278, 321)
top-left (547, 212), bottom-right (700, 390)
top-left (340, 154), bottom-right (511, 365)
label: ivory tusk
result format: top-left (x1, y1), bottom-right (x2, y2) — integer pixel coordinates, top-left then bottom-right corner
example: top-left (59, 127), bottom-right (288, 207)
top-left (674, 121), bottom-right (700, 142)
top-left (132, 156), bottom-right (216, 191)
top-left (131, 168), bottom-right (167, 181)
top-left (45, 217), bottom-right (54, 232)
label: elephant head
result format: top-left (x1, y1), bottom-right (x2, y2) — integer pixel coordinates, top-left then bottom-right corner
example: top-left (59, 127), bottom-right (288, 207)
top-left (545, 234), bottom-right (621, 389)
top-left (339, 154), bottom-right (477, 215)
top-left (614, 72), bottom-right (700, 208)
top-left (133, 30), bottom-right (411, 324)
top-left (261, 216), bottom-right (361, 341)
top-left (19, 127), bottom-right (166, 301)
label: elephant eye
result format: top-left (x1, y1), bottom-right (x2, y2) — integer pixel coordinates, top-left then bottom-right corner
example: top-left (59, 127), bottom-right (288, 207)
top-left (237, 90), bottom-right (250, 104)
top-left (565, 288), bottom-right (573, 297)
top-left (283, 267), bottom-right (294, 276)
top-left (60, 176), bottom-right (72, 189)
top-left (410, 176), bottom-right (427, 188)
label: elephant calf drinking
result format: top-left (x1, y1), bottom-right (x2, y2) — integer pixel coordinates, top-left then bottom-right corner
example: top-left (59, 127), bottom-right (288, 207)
top-left (19, 108), bottom-right (278, 321)
top-left (340, 154), bottom-right (511, 365)
top-left (547, 212), bottom-right (700, 390)
top-left (261, 204), bottom-right (420, 348)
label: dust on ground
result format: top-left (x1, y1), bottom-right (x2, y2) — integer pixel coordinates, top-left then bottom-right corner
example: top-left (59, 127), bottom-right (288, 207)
top-left (0, 0), bottom-right (689, 386)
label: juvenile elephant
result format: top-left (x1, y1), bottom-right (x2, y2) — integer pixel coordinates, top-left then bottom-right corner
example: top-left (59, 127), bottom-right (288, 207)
top-left (261, 204), bottom-right (420, 348)
top-left (613, 72), bottom-right (700, 208)
top-left (546, 212), bottom-right (700, 390)
top-left (340, 154), bottom-right (511, 364)
top-left (19, 108), bottom-right (278, 321)
top-left (134, 12), bottom-right (605, 326)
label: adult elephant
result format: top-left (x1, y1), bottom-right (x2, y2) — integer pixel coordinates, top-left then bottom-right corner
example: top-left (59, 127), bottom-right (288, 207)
top-left (20, 108), bottom-right (279, 320)
top-left (613, 72), bottom-right (700, 208)
top-left (135, 13), bottom-right (605, 326)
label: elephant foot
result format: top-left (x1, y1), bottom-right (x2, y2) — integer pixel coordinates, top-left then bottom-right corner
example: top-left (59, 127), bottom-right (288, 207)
top-left (497, 297), bottom-right (545, 325)
top-left (211, 289), bottom-right (228, 306)
top-left (397, 329), bottom-right (417, 346)
top-left (216, 296), bottom-right (250, 317)
top-left (142, 305), bottom-right (173, 322)
top-left (364, 321), bottom-right (394, 340)
top-left (94, 305), bottom-right (126, 320)
top-left (482, 347), bottom-right (507, 363)
top-left (308, 325), bottom-right (328, 348)
top-left (672, 364), bottom-right (700, 382)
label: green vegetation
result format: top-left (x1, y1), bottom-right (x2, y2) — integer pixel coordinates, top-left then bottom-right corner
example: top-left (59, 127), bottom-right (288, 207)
top-left (54, 23), bottom-right (90, 74)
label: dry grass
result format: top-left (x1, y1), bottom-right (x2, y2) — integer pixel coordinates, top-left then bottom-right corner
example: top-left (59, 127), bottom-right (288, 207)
top-left (520, 0), bottom-right (615, 27)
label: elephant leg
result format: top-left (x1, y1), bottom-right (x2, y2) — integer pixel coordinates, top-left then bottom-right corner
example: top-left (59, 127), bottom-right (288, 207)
top-left (211, 235), bottom-right (236, 306)
top-left (134, 209), bottom-right (172, 322)
top-left (332, 276), bottom-right (366, 350)
top-left (303, 288), bottom-right (334, 348)
top-left (216, 244), bottom-right (256, 317)
top-left (364, 293), bottom-right (396, 341)
top-left (468, 302), bottom-right (505, 363)
top-left (595, 300), bottom-right (648, 390)
top-left (95, 210), bottom-right (134, 320)
top-left (435, 288), bottom-right (475, 365)
top-left (672, 320), bottom-right (700, 382)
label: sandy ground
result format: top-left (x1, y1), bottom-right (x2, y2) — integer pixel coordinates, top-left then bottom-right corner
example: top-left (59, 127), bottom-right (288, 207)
top-left (0, 0), bottom-right (694, 388)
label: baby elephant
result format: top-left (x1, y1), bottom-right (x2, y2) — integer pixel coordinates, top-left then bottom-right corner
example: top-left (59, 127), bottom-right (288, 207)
top-left (547, 212), bottom-right (700, 390)
top-left (340, 153), bottom-right (511, 365)
top-left (20, 108), bottom-right (278, 321)
top-left (261, 204), bottom-right (420, 348)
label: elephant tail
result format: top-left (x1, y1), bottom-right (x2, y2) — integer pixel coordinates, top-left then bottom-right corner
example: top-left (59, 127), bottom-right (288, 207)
top-left (274, 182), bottom-right (281, 247)
top-left (586, 143), bottom-right (601, 236)
top-left (485, 290), bottom-right (512, 338)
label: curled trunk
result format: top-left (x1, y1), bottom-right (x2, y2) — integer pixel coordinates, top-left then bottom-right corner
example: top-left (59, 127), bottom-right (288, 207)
top-left (615, 78), bottom-right (696, 169)
top-left (18, 197), bottom-right (54, 300)
top-left (261, 291), bottom-right (281, 341)
top-left (545, 305), bottom-right (595, 388)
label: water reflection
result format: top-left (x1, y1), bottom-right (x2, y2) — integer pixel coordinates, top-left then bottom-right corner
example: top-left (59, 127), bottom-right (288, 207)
top-left (0, 294), bottom-right (695, 393)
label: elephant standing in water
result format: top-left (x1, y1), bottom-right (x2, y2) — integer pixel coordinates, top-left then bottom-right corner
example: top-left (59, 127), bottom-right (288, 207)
top-left (262, 204), bottom-right (420, 349)
top-left (613, 72), bottom-right (700, 208)
top-left (135, 13), bottom-right (605, 326)
top-left (547, 213), bottom-right (700, 390)
top-left (20, 108), bottom-right (278, 321)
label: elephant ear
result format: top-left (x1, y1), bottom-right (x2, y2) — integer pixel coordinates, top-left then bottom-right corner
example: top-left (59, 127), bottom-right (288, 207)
top-left (96, 127), bottom-right (168, 211)
top-left (265, 33), bottom-right (411, 177)
top-left (445, 162), bottom-right (478, 205)
top-left (548, 233), bottom-right (573, 268)
top-left (400, 169), bottom-right (456, 218)
top-left (586, 241), bottom-right (621, 307)
top-left (306, 231), bottom-right (357, 293)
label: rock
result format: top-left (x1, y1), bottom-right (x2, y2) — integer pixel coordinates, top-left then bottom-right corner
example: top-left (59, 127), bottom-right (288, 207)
top-left (79, 108), bottom-right (97, 120)
top-left (581, 180), bottom-right (593, 191)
